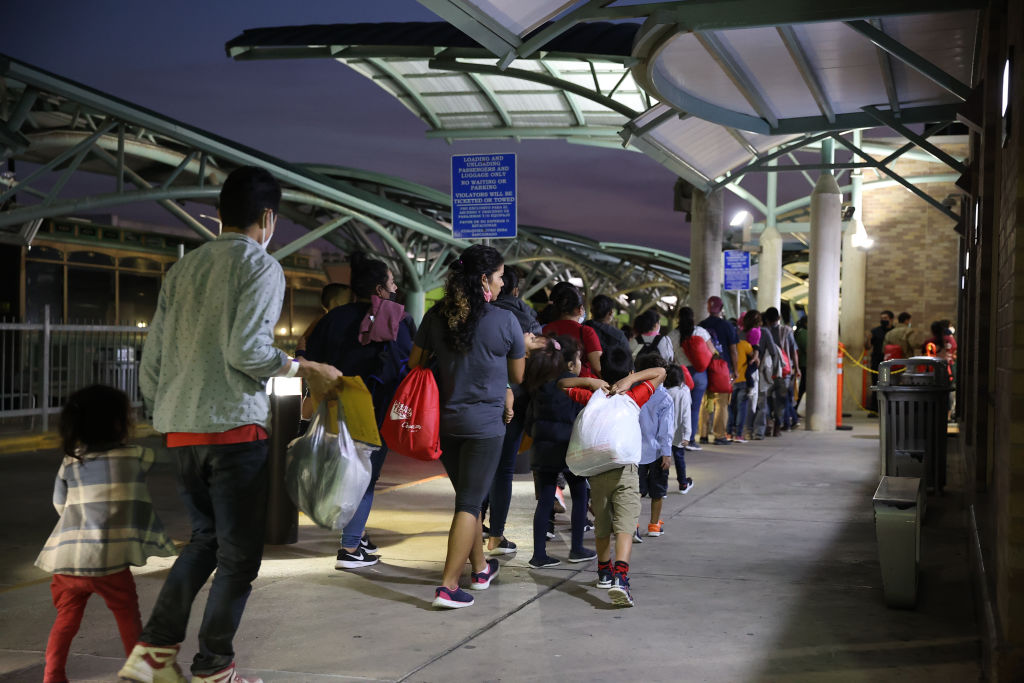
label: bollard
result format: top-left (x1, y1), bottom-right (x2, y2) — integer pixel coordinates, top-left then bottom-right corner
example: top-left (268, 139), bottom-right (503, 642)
top-left (266, 377), bottom-right (301, 544)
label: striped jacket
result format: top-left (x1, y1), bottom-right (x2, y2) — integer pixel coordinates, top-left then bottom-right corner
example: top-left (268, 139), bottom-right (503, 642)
top-left (35, 446), bottom-right (177, 576)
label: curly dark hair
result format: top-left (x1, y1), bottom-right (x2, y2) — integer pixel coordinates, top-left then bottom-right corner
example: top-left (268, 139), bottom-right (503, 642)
top-left (437, 244), bottom-right (504, 353)
top-left (60, 384), bottom-right (132, 459)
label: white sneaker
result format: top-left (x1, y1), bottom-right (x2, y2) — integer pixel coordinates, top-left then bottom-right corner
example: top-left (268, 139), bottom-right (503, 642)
top-left (679, 478), bottom-right (694, 495)
top-left (118, 643), bottom-right (186, 683)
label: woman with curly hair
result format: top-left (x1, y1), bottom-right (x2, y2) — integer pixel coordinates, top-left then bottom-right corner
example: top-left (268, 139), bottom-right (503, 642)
top-left (409, 244), bottom-right (539, 609)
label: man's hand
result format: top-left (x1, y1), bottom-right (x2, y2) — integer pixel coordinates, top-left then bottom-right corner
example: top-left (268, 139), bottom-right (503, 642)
top-left (297, 359), bottom-right (344, 402)
top-left (660, 455), bottom-right (672, 470)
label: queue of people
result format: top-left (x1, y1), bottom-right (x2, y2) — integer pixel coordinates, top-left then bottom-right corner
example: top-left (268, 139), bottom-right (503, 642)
top-left (36, 164), bottom-right (895, 682)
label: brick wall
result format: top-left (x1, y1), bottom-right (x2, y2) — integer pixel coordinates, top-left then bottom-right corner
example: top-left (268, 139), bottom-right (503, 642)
top-left (862, 150), bottom-right (964, 344)
top-left (992, 0), bottom-right (1024, 673)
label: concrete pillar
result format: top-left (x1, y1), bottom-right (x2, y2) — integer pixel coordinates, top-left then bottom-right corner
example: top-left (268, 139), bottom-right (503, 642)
top-left (405, 288), bottom-right (426, 325)
top-left (757, 161), bottom-right (782, 312)
top-left (757, 226), bottom-right (783, 312)
top-left (807, 168), bottom-right (843, 432)
top-left (839, 134), bottom-right (867, 413)
top-left (689, 189), bottom-right (724, 308)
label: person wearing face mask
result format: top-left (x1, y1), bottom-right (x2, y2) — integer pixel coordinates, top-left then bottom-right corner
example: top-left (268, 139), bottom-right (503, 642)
top-left (540, 282), bottom-right (603, 378)
top-left (409, 245), bottom-right (540, 609)
top-left (865, 309), bottom-right (895, 415)
top-left (123, 166), bottom-right (343, 683)
top-left (304, 251), bottom-right (415, 570)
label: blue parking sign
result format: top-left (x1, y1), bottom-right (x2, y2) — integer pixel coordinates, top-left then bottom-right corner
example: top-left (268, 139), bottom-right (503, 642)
top-left (451, 153), bottom-right (517, 239)
top-left (724, 250), bottom-right (750, 291)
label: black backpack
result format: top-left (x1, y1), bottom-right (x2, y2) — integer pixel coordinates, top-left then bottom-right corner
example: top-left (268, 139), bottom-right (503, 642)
top-left (584, 320), bottom-right (630, 357)
top-left (634, 333), bottom-right (667, 360)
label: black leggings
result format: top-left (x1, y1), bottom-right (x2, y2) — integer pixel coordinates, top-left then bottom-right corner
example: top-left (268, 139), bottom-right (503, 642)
top-left (533, 469), bottom-right (588, 558)
top-left (439, 434), bottom-right (504, 516)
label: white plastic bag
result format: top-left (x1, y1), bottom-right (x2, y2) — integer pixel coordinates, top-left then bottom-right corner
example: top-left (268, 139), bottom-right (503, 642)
top-left (566, 390), bottom-right (642, 476)
top-left (286, 400), bottom-right (373, 531)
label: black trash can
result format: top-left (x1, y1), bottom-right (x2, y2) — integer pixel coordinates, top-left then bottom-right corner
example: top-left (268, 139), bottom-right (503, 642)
top-left (872, 357), bottom-right (950, 493)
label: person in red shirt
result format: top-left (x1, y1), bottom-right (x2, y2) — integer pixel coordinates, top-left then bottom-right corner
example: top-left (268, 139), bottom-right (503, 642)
top-left (541, 282), bottom-right (602, 378)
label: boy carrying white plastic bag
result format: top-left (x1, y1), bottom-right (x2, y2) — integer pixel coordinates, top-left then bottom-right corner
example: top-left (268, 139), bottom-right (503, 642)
top-left (560, 347), bottom-right (666, 607)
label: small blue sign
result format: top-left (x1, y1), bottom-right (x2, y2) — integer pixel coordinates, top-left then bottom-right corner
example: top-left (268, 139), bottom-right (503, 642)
top-left (451, 153), bottom-right (517, 239)
top-left (723, 250), bottom-right (750, 291)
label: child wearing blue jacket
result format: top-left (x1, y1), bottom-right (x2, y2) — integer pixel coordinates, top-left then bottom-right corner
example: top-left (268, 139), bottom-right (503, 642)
top-left (635, 353), bottom-right (675, 538)
top-left (524, 336), bottom-right (597, 568)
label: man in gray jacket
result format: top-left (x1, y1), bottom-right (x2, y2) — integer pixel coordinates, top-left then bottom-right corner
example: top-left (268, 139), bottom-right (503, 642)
top-left (120, 167), bottom-right (342, 683)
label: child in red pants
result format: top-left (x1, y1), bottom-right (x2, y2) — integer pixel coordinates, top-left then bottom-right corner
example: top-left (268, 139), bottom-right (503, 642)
top-left (35, 385), bottom-right (176, 683)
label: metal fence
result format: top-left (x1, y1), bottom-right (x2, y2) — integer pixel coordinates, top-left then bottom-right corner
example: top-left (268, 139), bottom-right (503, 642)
top-left (0, 308), bottom-right (148, 432)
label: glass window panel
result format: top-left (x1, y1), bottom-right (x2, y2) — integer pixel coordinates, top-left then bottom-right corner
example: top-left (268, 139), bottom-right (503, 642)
top-left (67, 266), bottom-right (115, 323)
top-left (25, 260), bottom-right (63, 323)
top-left (118, 273), bottom-right (160, 326)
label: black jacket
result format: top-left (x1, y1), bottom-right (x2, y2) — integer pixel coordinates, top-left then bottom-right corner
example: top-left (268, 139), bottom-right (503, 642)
top-left (525, 373), bottom-right (583, 472)
top-left (492, 294), bottom-right (543, 335)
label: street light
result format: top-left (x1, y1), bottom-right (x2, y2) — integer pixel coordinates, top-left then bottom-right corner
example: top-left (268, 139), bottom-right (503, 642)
top-left (850, 220), bottom-right (874, 250)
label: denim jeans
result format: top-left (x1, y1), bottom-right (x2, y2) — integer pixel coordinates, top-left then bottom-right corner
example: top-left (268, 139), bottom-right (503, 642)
top-left (340, 444), bottom-right (388, 550)
top-left (687, 368), bottom-right (707, 444)
top-left (140, 440), bottom-right (268, 675)
top-left (727, 382), bottom-right (748, 436)
top-left (485, 412), bottom-right (524, 539)
top-left (753, 389), bottom-right (770, 437)
top-left (671, 445), bottom-right (687, 486)
top-left (532, 469), bottom-right (587, 560)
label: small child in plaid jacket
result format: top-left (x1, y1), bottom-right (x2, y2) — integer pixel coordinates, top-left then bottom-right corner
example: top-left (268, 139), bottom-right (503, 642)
top-left (35, 384), bottom-right (176, 683)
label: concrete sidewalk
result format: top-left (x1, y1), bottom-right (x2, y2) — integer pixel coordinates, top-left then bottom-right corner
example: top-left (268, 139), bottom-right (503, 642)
top-left (0, 417), bottom-right (979, 682)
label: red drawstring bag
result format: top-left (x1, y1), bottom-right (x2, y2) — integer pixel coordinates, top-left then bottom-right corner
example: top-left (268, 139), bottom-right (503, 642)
top-left (706, 357), bottom-right (733, 394)
top-left (381, 367), bottom-right (442, 461)
top-left (681, 335), bottom-right (713, 372)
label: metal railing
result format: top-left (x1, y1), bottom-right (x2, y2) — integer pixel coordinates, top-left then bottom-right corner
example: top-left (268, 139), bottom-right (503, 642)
top-left (0, 306), bottom-right (148, 432)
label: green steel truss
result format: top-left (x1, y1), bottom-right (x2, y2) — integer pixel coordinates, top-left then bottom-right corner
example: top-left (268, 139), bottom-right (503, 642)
top-left (0, 55), bottom-right (688, 316)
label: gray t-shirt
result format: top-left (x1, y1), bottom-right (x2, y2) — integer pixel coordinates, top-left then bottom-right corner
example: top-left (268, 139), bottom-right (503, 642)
top-left (414, 305), bottom-right (526, 439)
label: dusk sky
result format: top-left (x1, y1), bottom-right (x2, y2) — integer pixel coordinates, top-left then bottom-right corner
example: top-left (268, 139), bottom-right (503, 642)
top-left (2, 1), bottom-right (783, 256)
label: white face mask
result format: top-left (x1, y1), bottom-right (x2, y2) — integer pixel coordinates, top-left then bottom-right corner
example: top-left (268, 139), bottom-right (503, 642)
top-left (577, 309), bottom-right (586, 325)
top-left (259, 212), bottom-right (276, 250)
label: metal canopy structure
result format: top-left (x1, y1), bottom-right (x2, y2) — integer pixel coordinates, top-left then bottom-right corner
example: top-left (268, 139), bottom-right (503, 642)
top-left (225, 9), bottom-right (975, 199)
top-left (0, 54), bottom-right (688, 319)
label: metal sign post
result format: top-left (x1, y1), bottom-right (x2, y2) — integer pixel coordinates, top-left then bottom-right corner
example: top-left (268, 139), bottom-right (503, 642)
top-left (451, 153), bottom-right (517, 240)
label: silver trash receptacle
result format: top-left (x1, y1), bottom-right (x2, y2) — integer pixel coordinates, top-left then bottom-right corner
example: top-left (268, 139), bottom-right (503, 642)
top-left (872, 357), bottom-right (950, 492)
top-left (873, 476), bottom-right (922, 608)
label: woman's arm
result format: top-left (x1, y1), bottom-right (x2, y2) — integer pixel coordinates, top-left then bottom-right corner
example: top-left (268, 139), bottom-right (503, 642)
top-left (507, 356), bottom-right (525, 385)
top-left (409, 344), bottom-right (428, 369)
top-left (587, 350), bottom-right (603, 377)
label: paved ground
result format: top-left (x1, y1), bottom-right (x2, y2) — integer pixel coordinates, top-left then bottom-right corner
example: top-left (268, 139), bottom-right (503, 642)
top-left (0, 416), bottom-right (979, 682)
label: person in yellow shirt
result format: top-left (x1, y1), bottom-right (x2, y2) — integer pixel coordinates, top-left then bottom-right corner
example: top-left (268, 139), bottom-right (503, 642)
top-left (727, 319), bottom-right (759, 443)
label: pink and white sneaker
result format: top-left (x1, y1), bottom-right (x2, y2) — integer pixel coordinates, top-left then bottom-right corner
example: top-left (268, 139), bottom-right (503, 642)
top-left (470, 558), bottom-right (500, 590)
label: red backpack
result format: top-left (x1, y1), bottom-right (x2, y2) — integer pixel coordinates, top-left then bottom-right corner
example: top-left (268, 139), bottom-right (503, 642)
top-left (681, 335), bottom-right (713, 372)
top-left (381, 367), bottom-right (442, 461)
top-left (779, 349), bottom-right (793, 378)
